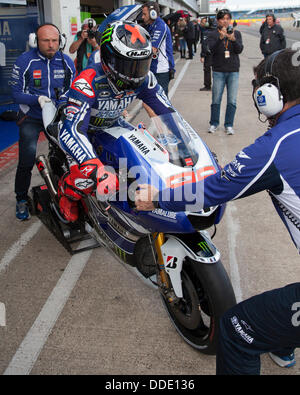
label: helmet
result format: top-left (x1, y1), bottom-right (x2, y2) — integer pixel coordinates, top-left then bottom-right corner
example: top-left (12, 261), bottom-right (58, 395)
top-left (100, 21), bottom-right (152, 92)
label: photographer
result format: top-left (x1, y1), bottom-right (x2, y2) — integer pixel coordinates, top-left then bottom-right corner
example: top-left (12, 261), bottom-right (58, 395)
top-left (207, 9), bottom-right (243, 135)
top-left (199, 17), bottom-right (215, 91)
top-left (69, 18), bottom-right (100, 75)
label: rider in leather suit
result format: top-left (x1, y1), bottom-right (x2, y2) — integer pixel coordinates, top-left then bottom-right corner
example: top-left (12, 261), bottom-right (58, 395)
top-left (57, 21), bottom-right (174, 222)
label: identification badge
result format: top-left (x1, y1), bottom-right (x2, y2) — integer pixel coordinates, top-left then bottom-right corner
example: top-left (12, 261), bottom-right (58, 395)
top-left (265, 38), bottom-right (270, 44)
top-left (225, 50), bottom-right (230, 58)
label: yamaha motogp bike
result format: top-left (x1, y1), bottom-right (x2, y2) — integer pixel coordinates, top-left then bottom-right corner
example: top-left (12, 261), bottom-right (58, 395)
top-left (32, 102), bottom-right (236, 354)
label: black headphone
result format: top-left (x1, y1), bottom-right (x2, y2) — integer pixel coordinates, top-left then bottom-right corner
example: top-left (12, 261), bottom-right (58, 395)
top-left (253, 50), bottom-right (285, 119)
top-left (29, 23), bottom-right (66, 50)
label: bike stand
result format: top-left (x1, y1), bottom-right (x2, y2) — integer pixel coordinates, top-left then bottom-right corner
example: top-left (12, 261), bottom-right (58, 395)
top-left (31, 185), bottom-right (100, 255)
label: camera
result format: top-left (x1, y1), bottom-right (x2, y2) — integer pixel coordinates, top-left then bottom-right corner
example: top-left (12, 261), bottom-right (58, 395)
top-left (87, 19), bottom-right (95, 39)
top-left (227, 25), bottom-right (234, 34)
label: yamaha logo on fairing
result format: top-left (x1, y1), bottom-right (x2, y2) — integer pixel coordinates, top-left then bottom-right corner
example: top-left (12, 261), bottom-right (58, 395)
top-left (128, 134), bottom-right (150, 155)
top-left (126, 49), bottom-right (151, 57)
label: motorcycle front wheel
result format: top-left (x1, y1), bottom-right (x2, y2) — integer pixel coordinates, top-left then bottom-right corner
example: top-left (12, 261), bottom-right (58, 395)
top-left (160, 258), bottom-right (236, 355)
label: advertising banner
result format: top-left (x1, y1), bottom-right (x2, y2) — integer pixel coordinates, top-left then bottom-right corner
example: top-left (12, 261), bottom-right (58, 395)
top-left (0, 7), bottom-right (38, 104)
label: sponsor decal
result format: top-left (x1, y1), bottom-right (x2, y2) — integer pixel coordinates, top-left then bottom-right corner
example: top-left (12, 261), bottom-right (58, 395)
top-left (230, 158), bottom-right (245, 174)
top-left (33, 69), bottom-right (42, 87)
top-left (238, 150), bottom-right (251, 160)
top-left (75, 178), bottom-right (94, 189)
top-left (166, 256), bottom-right (178, 269)
top-left (152, 208), bottom-right (176, 219)
top-left (98, 90), bottom-right (111, 97)
top-left (231, 316), bottom-right (254, 344)
top-left (33, 70), bottom-right (42, 79)
top-left (198, 241), bottom-right (210, 253)
top-left (68, 97), bottom-right (83, 107)
top-left (127, 133), bottom-right (150, 155)
top-left (101, 26), bottom-right (114, 45)
top-left (73, 78), bottom-right (95, 97)
top-left (54, 69), bottom-right (65, 79)
top-left (256, 93), bottom-right (266, 107)
top-left (80, 165), bottom-right (95, 177)
top-left (196, 166), bottom-right (216, 181)
top-left (59, 129), bottom-right (87, 163)
top-left (126, 49), bottom-right (151, 57)
top-left (185, 157), bottom-right (193, 166)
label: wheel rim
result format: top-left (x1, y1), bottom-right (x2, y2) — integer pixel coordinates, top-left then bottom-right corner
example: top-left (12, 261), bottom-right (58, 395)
top-left (161, 271), bottom-right (212, 335)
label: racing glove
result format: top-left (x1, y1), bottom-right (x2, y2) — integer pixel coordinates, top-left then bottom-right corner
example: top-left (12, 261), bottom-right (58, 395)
top-left (58, 158), bottom-right (118, 201)
top-left (79, 159), bottom-right (119, 197)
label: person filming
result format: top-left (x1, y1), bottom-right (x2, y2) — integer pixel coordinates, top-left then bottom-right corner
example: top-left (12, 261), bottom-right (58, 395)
top-left (69, 18), bottom-right (100, 74)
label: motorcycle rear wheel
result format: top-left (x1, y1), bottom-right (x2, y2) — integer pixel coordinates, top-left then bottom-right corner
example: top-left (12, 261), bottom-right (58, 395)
top-left (160, 258), bottom-right (236, 355)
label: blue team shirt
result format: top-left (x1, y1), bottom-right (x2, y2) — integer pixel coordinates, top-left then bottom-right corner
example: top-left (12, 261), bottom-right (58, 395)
top-left (10, 48), bottom-right (75, 119)
top-left (159, 104), bottom-right (300, 252)
top-left (144, 17), bottom-right (175, 74)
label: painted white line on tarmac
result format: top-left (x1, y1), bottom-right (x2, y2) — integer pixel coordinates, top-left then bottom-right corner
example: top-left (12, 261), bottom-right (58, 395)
top-left (0, 221), bottom-right (42, 274)
top-left (218, 148), bottom-right (243, 303)
top-left (168, 59), bottom-right (190, 100)
top-left (128, 57), bottom-right (183, 123)
top-left (224, 203), bottom-right (243, 303)
top-left (4, 239), bottom-right (93, 375)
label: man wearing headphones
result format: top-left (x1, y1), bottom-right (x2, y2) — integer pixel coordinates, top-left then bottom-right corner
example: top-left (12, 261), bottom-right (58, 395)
top-left (10, 23), bottom-right (75, 221)
top-left (141, 1), bottom-right (175, 97)
top-left (135, 48), bottom-right (300, 374)
top-left (260, 13), bottom-right (286, 59)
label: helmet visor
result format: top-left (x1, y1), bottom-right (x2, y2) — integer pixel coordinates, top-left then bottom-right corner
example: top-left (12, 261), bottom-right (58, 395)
top-left (107, 54), bottom-right (152, 80)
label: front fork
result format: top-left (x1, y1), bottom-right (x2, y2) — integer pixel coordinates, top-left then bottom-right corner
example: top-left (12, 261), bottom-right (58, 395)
top-left (151, 233), bottom-right (178, 303)
top-left (152, 232), bottom-right (169, 286)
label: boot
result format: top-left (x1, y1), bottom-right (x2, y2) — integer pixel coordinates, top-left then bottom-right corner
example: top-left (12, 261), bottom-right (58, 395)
top-left (58, 194), bottom-right (79, 223)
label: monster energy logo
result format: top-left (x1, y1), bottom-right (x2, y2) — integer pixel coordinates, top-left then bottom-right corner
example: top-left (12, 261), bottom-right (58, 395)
top-left (198, 241), bottom-right (210, 253)
top-left (93, 117), bottom-right (105, 127)
top-left (114, 246), bottom-right (127, 262)
top-left (101, 26), bottom-right (114, 45)
top-left (116, 80), bottom-right (124, 88)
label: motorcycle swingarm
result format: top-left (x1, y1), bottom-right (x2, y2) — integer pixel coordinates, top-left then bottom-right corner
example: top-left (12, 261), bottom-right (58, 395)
top-left (160, 232), bottom-right (220, 298)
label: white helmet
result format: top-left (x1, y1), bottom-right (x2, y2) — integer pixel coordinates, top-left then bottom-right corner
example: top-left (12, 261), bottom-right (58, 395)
top-left (100, 21), bottom-right (153, 91)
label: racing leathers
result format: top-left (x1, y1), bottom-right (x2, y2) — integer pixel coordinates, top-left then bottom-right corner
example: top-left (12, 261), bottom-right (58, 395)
top-left (158, 104), bottom-right (300, 253)
top-left (58, 61), bottom-right (174, 221)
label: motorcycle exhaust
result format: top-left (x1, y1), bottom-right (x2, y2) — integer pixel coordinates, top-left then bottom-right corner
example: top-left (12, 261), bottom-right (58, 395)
top-left (36, 155), bottom-right (58, 202)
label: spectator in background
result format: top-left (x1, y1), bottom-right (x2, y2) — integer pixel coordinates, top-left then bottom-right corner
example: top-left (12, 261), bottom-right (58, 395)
top-left (141, 1), bottom-right (175, 97)
top-left (183, 15), bottom-right (195, 59)
top-left (192, 19), bottom-right (200, 54)
top-left (259, 14), bottom-right (286, 58)
top-left (10, 23), bottom-right (75, 220)
top-left (199, 17), bottom-right (215, 91)
top-left (207, 9), bottom-right (243, 135)
top-left (69, 18), bottom-right (100, 75)
top-left (175, 17), bottom-right (187, 58)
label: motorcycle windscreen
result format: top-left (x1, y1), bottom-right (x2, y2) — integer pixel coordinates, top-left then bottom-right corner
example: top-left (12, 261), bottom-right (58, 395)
top-left (149, 112), bottom-right (199, 167)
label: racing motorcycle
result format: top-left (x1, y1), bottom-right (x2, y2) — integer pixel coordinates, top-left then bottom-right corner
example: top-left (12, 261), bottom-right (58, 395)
top-left (31, 102), bottom-right (236, 355)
